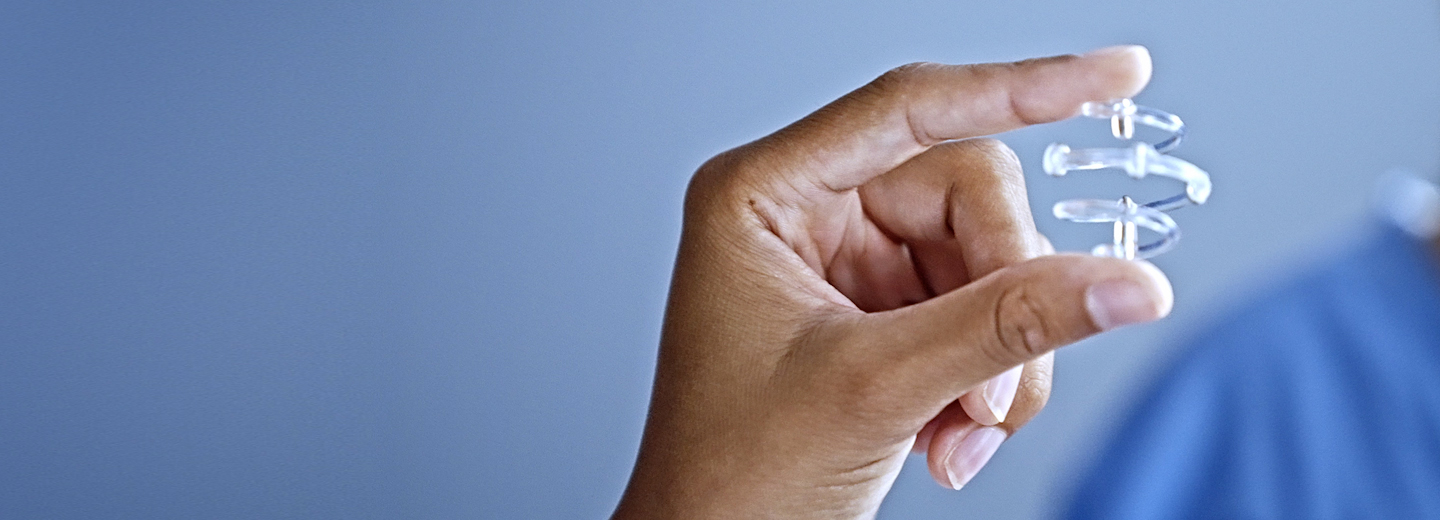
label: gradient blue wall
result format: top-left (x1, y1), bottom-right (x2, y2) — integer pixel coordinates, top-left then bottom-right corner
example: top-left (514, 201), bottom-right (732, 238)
top-left (3, 1), bottom-right (1438, 518)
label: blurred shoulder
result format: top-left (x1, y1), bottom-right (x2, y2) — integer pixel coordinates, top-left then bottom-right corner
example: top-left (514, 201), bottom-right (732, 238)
top-left (1179, 222), bottom-right (1429, 365)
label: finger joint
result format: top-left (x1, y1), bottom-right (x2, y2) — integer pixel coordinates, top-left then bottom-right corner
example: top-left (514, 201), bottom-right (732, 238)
top-left (991, 285), bottom-right (1052, 361)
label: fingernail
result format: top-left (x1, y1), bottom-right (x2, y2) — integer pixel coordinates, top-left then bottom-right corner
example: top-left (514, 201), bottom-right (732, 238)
top-left (944, 426), bottom-right (1007, 490)
top-left (1082, 44), bottom-right (1147, 59)
top-left (1085, 280), bottom-right (1160, 331)
top-left (983, 365), bottom-right (1024, 424)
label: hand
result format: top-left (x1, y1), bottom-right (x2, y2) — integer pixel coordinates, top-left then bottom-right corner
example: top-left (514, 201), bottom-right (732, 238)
top-left (614, 45), bottom-right (1173, 519)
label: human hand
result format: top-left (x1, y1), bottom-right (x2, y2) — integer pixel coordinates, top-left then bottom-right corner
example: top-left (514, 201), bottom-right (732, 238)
top-left (614, 45), bottom-right (1172, 519)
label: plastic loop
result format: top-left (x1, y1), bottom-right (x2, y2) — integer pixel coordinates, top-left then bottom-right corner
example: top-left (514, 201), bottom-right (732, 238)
top-left (1043, 99), bottom-right (1211, 260)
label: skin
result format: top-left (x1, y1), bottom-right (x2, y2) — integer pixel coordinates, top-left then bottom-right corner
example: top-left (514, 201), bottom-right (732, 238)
top-left (614, 46), bottom-right (1174, 519)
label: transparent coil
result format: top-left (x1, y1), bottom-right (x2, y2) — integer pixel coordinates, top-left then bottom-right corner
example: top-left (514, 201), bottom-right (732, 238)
top-left (1043, 98), bottom-right (1211, 259)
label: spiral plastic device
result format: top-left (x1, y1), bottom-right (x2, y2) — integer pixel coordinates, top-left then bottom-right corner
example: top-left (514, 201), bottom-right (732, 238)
top-left (1043, 98), bottom-right (1211, 260)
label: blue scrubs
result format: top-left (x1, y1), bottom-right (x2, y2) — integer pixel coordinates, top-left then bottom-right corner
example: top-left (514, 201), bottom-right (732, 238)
top-left (1065, 223), bottom-right (1440, 519)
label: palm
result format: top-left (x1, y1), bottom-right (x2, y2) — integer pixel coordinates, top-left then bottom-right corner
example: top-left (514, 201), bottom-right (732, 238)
top-left (770, 139), bottom-right (1041, 313)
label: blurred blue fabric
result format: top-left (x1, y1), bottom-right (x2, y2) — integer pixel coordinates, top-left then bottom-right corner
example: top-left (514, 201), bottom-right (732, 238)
top-left (1064, 222), bottom-right (1440, 519)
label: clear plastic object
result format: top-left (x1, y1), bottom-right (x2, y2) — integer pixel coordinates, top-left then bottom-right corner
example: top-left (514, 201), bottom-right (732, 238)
top-left (1043, 99), bottom-right (1211, 260)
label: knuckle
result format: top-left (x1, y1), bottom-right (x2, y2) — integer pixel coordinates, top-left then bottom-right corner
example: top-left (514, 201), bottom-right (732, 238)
top-left (1021, 378), bottom-right (1051, 413)
top-left (873, 61), bottom-right (938, 93)
top-left (992, 354), bottom-right (1054, 429)
top-left (1014, 53), bottom-right (1080, 69)
top-left (931, 138), bottom-right (1022, 174)
top-left (964, 60), bottom-right (1062, 126)
top-left (973, 138), bottom-right (1022, 169)
top-left (685, 150), bottom-right (732, 205)
top-left (868, 62), bottom-right (944, 146)
top-left (949, 138), bottom-right (1023, 174)
top-left (1002, 365), bottom-right (1053, 431)
top-left (684, 147), bottom-right (762, 218)
top-left (962, 61), bottom-right (1016, 86)
top-left (990, 283), bottom-right (1055, 361)
top-left (1019, 366), bottom-right (1052, 410)
top-left (1001, 392), bottom-right (1048, 433)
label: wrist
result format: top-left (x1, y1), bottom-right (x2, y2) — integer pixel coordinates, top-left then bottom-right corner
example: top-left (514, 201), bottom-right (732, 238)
top-left (613, 444), bottom-right (895, 520)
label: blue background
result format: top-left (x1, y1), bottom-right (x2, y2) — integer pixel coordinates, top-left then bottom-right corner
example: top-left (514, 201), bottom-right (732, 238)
top-left (3, 1), bottom-right (1438, 518)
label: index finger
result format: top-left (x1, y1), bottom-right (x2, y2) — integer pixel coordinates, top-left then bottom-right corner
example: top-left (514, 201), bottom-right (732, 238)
top-left (753, 45), bottom-right (1152, 192)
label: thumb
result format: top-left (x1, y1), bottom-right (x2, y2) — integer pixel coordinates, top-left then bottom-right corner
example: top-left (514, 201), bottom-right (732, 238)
top-left (856, 254), bottom-right (1172, 408)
